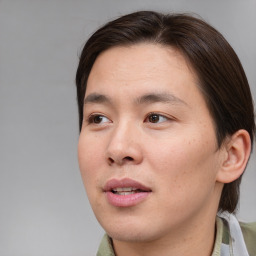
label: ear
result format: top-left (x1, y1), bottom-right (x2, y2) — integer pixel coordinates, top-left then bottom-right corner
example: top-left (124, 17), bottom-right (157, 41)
top-left (216, 129), bottom-right (251, 183)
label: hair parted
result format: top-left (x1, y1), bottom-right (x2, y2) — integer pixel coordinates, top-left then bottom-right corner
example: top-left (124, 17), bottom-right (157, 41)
top-left (76, 11), bottom-right (255, 213)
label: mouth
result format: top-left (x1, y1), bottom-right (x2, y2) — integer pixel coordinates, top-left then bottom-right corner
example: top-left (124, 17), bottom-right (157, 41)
top-left (111, 187), bottom-right (148, 195)
top-left (103, 178), bottom-right (152, 207)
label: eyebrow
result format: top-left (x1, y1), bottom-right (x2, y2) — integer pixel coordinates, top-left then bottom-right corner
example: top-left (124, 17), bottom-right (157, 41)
top-left (84, 92), bottom-right (188, 106)
top-left (135, 93), bottom-right (188, 106)
top-left (84, 93), bottom-right (111, 105)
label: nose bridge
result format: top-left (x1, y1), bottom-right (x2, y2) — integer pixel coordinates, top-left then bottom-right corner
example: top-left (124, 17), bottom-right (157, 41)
top-left (106, 119), bottom-right (142, 165)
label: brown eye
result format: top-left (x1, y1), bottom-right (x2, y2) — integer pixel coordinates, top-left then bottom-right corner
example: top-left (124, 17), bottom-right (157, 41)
top-left (148, 114), bottom-right (160, 123)
top-left (88, 115), bottom-right (110, 124)
top-left (93, 115), bottom-right (103, 123)
top-left (146, 113), bottom-right (169, 124)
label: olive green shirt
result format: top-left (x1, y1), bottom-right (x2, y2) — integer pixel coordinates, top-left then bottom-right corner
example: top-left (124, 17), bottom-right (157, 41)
top-left (96, 217), bottom-right (256, 256)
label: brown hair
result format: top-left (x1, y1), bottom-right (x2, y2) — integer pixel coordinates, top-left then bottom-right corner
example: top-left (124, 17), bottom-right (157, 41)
top-left (76, 11), bottom-right (255, 213)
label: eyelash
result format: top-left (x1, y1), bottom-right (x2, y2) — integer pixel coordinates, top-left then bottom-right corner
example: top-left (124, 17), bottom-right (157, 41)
top-left (86, 112), bottom-right (171, 125)
top-left (87, 114), bottom-right (110, 124)
top-left (144, 112), bottom-right (170, 123)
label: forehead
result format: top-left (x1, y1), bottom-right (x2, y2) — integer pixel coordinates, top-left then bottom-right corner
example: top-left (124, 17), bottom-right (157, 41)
top-left (88, 43), bottom-right (197, 86)
top-left (88, 44), bottom-right (199, 93)
top-left (86, 44), bottom-right (204, 107)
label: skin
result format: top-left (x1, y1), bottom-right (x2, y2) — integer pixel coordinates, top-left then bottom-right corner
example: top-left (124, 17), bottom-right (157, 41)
top-left (78, 44), bottom-right (232, 256)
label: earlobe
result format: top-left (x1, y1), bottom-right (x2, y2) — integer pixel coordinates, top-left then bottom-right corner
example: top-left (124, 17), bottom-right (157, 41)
top-left (216, 130), bottom-right (251, 183)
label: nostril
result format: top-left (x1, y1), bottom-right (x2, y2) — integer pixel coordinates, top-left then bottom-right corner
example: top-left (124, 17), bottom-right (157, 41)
top-left (107, 156), bottom-right (134, 165)
top-left (108, 158), bottom-right (114, 165)
top-left (124, 156), bottom-right (133, 161)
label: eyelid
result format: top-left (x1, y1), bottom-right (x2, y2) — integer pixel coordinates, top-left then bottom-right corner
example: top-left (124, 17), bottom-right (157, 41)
top-left (145, 112), bottom-right (173, 123)
top-left (87, 113), bottom-right (111, 124)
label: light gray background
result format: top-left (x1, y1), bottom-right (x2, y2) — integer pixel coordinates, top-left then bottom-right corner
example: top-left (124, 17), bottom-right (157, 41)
top-left (0, 0), bottom-right (255, 255)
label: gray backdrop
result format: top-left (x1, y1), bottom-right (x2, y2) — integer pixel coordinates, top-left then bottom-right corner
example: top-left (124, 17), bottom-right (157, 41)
top-left (0, 0), bottom-right (255, 255)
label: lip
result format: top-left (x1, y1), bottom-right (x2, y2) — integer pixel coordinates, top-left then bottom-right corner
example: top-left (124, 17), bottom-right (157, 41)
top-left (103, 178), bottom-right (152, 207)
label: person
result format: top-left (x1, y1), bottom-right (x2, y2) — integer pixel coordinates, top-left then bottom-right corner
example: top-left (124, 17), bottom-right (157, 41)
top-left (76, 11), bottom-right (256, 256)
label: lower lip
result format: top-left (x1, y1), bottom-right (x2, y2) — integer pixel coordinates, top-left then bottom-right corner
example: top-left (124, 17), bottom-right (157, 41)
top-left (105, 191), bottom-right (150, 207)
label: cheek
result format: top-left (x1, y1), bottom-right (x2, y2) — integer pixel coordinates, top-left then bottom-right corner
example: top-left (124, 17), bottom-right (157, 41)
top-left (147, 134), bottom-right (218, 187)
top-left (147, 138), bottom-right (219, 216)
top-left (77, 134), bottom-right (104, 185)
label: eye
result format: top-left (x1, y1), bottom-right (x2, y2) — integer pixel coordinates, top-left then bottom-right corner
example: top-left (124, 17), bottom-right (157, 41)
top-left (145, 113), bottom-right (168, 123)
top-left (88, 114), bottom-right (110, 124)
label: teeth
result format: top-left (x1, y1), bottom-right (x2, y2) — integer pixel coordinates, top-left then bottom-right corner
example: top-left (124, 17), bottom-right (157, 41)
top-left (116, 191), bottom-right (136, 195)
top-left (112, 187), bottom-right (138, 195)
top-left (113, 187), bottom-right (136, 192)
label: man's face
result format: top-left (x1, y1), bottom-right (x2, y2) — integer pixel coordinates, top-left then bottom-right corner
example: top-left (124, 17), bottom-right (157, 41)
top-left (78, 44), bottom-right (224, 243)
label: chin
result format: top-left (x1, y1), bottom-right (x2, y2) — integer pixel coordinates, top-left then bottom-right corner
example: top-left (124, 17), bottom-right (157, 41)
top-left (106, 228), bottom-right (157, 243)
top-left (98, 214), bottom-right (164, 243)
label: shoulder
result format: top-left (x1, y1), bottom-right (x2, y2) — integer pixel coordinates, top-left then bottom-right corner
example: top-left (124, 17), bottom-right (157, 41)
top-left (240, 221), bottom-right (256, 236)
top-left (240, 221), bottom-right (256, 256)
top-left (217, 214), bottom-right (256, 256)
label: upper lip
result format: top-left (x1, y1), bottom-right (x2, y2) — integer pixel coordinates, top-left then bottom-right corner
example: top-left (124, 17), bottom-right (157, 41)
top-left (103, 178), bottom-right (152, 192)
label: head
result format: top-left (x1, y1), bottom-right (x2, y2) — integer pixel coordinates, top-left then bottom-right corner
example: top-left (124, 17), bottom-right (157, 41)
top-left (76, 11), bottom-right (255, 215)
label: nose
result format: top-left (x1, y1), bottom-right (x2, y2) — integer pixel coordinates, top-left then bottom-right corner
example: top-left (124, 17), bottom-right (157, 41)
top-left (106, 123), bottom-right (143, 166)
